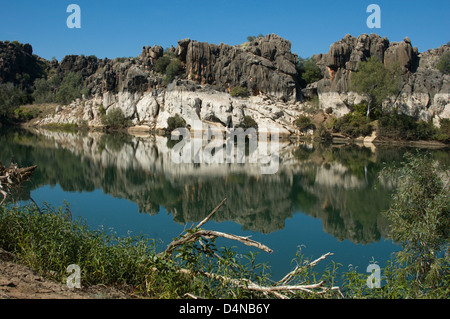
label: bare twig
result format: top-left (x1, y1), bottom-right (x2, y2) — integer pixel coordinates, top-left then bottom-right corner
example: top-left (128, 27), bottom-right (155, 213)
top-left (278, 252), bottom-right (334, 285)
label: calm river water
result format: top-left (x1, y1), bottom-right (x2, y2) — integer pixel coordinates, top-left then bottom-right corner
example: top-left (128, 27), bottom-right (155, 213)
top-left (1, 127), bottom-right (448, 280)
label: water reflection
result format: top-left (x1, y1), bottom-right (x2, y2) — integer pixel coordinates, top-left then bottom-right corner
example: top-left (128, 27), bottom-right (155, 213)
top-left (1, 127), bottom-right (448, 245)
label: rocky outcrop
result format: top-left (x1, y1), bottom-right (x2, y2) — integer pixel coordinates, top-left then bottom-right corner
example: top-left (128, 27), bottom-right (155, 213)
top-left (177, 34), bottom-right (299, 102)
top-left (0, 41), bottom-right (45, 87)
top-left (314, 33), bottom-right (449, 123)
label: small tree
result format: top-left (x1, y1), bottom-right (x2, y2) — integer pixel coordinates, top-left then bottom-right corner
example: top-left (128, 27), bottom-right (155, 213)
top-left (55, 72), bottom-right (86, 105)
top-left (101, 108), bottom-right (131, 129)
top-left (350, 56), bottom-right (401, 118)
top-left (296, 57), bottom-right (323, 86)
top-left (164, 59), bottom-right (183, 84)
top-left (166, 114), bottom-right (187, 132)
top-left (294, 115), bottom-right (315, 132)
top-left (381, 153), bottom-right (449, 291)
top-left (436, 52), bottom-right (450, 75)
top-left (230, 86), bottom-right (250, 98)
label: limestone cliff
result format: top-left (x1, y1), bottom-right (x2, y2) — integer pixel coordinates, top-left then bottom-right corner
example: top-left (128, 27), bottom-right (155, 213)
top-left (312, 34), bottom-right (449, 124)
top-left (1, 34), bottom-right (449, 133)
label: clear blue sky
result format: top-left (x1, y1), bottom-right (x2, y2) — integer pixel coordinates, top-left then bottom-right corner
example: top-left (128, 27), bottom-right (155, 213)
top-left (0, 0), bottom-right (448, 61)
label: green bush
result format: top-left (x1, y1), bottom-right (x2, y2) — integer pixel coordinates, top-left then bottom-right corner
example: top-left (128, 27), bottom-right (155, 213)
top-left (436, 118), bottom-right (450, 143)
top-left (332, 112), bottom-right (373, 138)
top-left (154, 55), bottom-right (172, 74)
top-left (101, 107), bottom-right (131, 129)
top-left (247, 34), bottom-right (264, 42)
top-left (378, 113), bottom-right (438, 140)
top-left (32, 76), bottom-right (60, 104)
top-left (238, 115), bottom-right (258, 130)
top-left (0, 83), bottom-right (31, 122)
top-left (294, 115), bottom-right (315, 131)
top-left (436, 52), bottom-right (450, 75)
top-left (164, 59), bottom-right (183, 84)
top-left (230, 86), bottom-right (250, 98)
top-left (296, 57), bottom-right (323, 86)
top-left (380, 153), bottom-right (450, 294)
top-left (55, 72), bottom-right (87, 105)
top-left (166, 114), bottom-right (187, 132)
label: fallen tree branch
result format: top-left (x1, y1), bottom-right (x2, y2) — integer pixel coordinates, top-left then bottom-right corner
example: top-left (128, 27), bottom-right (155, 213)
top-left (153, 198), bottom-right (341, 299)
top-left (159, 198), bottom-right (273, 258)
top-left (164, 229), bottom-right (273, 256)
top-left (0, 162), bottom-right (37, 206)
top-left (278, 252), bottom-right (334, 285)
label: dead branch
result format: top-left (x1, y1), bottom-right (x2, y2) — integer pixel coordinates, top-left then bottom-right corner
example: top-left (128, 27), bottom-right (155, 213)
top-left (159, 198), bottom-right (273, 258)
top-left (277, 252), bottom-right (334, 285)
top-left (0, 162), bottom-right (37, 206)
top-left (164, 229), bottom-right (273, 256)
top-left (154, 199), bottom-right (340, 299)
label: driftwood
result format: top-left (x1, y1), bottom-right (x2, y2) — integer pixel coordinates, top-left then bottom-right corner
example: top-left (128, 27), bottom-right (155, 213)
top-left (0, 161), bottom-right (37, 206)
top-left (158, 198), bottom-right (342, 299)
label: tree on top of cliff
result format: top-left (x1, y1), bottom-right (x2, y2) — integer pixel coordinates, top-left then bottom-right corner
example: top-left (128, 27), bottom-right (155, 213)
top-left (296, 57), bottom-right (323, 87)
top-left (437, 52), bottom-right (450, 75)
top-left (350, 56), bottom-right (402, 118)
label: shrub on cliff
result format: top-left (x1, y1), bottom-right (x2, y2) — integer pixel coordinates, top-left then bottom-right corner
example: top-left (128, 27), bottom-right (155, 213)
top-left (154, 55), bottom-right (172, 74)
top-left (230, 86), bottom-right (250, 98)
top-left (437, 51), bottom-right (450, 75)
top-left (238, 115), bottom-right (258, 130)
top-left (164, 59), bottom-right (183, 84)
top-left (296, 57), bottom-right (323, 87)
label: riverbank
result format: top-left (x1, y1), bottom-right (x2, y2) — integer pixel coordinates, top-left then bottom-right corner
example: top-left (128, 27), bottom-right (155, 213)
top-left (0, 249), bottom-right (131, 299)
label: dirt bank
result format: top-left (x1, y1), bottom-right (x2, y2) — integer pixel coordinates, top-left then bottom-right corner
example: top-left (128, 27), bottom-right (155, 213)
top-left (0, 249), bottom-right (132, 299)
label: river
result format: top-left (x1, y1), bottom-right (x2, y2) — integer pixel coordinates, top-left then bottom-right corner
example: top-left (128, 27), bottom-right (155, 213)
top-left (1, 127), bottom-right (448, 280)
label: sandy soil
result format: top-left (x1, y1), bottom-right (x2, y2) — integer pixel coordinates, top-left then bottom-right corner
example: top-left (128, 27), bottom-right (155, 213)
top-left (0, 249), bottom-right (132, 299)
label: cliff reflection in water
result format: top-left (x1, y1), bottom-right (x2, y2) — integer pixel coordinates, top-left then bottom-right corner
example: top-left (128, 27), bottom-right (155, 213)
top-left (3, 128), bottom-right (446, 244)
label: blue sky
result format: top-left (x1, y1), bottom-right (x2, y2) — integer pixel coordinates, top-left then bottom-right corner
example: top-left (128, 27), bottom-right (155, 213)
top-left (0, 0), bottom-right (448, 61)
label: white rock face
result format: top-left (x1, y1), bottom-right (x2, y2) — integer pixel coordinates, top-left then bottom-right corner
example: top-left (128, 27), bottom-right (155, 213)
top-left (136, 93), bottom-right (159, 124)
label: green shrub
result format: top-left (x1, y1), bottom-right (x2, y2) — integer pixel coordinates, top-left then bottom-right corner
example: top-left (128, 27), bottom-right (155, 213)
top-left (378, 113), bottom-right (438, 140)
top-left (332, 112), bottom-right (373, 138)
top-left (55, 72), bottom-right (87, 105)
top-left (101, 108), bottom-right (131, 129)
top-left (436, 118), bottom-right (450, 143)
top-left (154, 55), bottom-right (172, 74)
top-left (166, 114), bottom-right (187, 132)
top-left (380, 153), bottom-right (450, 293)
top-left (0, 83), bottom-right (31, 122)
top-left (294, 115), bottom-right (315, 131)
top-left (164, 59), bottom-right (183, 84)
top-left (247, 34), bottom-right (264, 42)
top-left (296, 57), bottom-right (323, 86)
top-left (436, 52), bottom-right (450, 75)
top-left (238, 115), bottom-right (258, 130)
top-left (230, 86), bottom-right (250, 98)
top-left (32, 76), bottom-right (60, 104)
